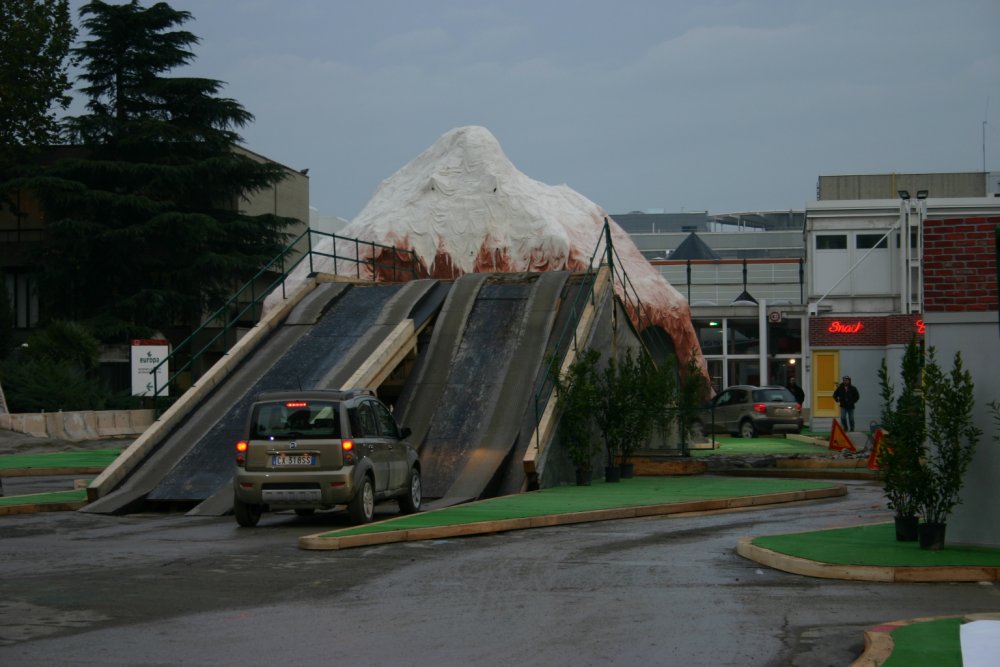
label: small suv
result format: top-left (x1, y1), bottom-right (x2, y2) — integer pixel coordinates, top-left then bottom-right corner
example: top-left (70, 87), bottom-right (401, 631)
top-left (233, 389), bottom-right (421, 527)
top-left (690, 385), bottom-right (803, 438)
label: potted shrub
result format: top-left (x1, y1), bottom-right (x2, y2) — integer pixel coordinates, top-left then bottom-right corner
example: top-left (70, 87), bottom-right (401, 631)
top-left (675, 351), bottom-right (709, 455)
top-left (915, 348), bottom-right (981, 550)
top-left (551, 348), bottom-right (601, 485)
top-left (614, 350), bottom-right (659, 477)
top-left (876, 339), bottom-right (926, 541)
top-left (595, 357), bottom-right (627, 482)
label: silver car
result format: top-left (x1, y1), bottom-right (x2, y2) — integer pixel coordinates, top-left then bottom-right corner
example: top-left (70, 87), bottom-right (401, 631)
top-left (233, 389), bottom-right (421, 527)
top-left (690, 385), bottom-right (803, 438)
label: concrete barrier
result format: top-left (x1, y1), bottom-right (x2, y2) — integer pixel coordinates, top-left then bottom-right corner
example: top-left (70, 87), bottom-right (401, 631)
top-left (0, 409), bottom-right (154, 441)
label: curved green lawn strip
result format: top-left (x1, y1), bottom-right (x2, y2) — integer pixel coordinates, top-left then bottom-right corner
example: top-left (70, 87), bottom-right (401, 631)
top-left (753, 523), bottom-right (1000, 567)
top-left (0, 449), bottom-right (121, 470)
top-left (690, 437), bottom-right (831, 457)
top-left (321, 477), bottom-right (837, 538)
top-left (0, 489), bottom-right (87, 507)
top-left (883, 618), bottom-right (962, 667)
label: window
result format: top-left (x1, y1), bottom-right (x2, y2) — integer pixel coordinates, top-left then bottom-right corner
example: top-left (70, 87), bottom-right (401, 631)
top-left (350, 402), bottom-right (378, 437)
top-left (856, 234), bottom-right (888, 249)
top-left (371, 401), bottom-right (399, 438)
top-left (816, 235), bottom-right (847, 250)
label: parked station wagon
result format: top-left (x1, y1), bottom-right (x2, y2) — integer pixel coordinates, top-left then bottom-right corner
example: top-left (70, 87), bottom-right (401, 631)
top-left (233, 389), bottom-right (421, 527)
top-left (690, 385), bottom-right (803, 438)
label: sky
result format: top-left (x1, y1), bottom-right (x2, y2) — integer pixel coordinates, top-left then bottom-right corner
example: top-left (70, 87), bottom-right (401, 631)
top-left (65, 0), bottom-right (1000, 221)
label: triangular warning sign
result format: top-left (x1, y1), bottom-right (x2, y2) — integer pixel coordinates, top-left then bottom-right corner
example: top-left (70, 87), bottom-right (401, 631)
top-left (866, 428), bottom-right (887, 470)
top-left (829, 419), bottom-right (857, 452)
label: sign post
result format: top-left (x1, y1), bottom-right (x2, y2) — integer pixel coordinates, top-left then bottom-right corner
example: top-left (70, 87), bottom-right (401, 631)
top-left (131, 339), bottom-right (170, 397)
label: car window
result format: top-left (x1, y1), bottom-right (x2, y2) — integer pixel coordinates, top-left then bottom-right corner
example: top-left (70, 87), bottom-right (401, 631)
top-left (350, 402), bottom-right (378, 437)
top-left (753, 388), bottom-right (796, 403)
top-left (730, 389), bottom-right (749, 404)
top-left (251, 401), bottom-right (340, 439)
top-left (715, 391), bottom-right (733, 407)
top-left (371, 400), bottom-right (400, 439)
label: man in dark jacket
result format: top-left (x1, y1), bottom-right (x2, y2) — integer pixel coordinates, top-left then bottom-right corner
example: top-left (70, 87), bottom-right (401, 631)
top-left (833, 375), bottom-right (860, 431)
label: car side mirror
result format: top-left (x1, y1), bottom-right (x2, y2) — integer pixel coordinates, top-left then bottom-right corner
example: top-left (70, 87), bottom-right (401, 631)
top-left (400, 426), bottom-right (412, 439)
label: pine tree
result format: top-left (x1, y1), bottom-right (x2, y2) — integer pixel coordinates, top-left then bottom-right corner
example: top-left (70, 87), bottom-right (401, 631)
top-left (27, 0), bottom-right (297, 340)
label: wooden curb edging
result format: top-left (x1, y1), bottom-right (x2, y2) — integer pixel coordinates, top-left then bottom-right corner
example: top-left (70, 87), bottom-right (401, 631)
top-left (0, 500), bottom-right (88, 516)
top-left (298, 485), bottom-right (847, 550)
top-left (736, 536), bottom-right (1000, 583)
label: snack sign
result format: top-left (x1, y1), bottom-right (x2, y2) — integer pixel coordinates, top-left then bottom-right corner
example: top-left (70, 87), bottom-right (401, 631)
top-left (131, 339), bottom-right (169, 396)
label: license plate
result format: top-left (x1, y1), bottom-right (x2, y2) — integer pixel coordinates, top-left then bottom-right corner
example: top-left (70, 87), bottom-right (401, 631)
top-left (272, 453), bottom-right (316, 466)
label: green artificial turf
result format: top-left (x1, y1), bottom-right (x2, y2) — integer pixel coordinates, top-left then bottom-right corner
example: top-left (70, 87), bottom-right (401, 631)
top-left (753, 523), bottom-right (1000, 567)
top-left (689, 437), bottom-right (832, 457)
top-left (320, 476), bottom-right (838, 538)
top-left (0, 489), bottom-right (87, 507)
top-left (0, 449), bottom-right (121, 471)
top-left (883, 618), bottom-right (962, 667)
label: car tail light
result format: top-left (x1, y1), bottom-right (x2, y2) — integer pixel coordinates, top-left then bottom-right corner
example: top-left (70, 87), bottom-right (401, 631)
top-left (235, 440), bottom-right (248, 466)
top-left (342, 439), bottom-right (355, 464)
top-left (753, 403), bottom-right (767, 414)
top-left (285, 401), bottom-right (308, 408)
top-left (795, 403), bottom-right (802, 411)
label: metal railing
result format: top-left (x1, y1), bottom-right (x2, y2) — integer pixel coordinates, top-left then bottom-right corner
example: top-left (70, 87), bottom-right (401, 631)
top-left (148, 229), bottom-right (422, 404)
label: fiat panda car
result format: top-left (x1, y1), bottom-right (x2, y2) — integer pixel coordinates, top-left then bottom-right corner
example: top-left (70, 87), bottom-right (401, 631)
top-left (233, 389), bottom-right (421, 527)
top-left (690, 385), bottom-right (803, 438)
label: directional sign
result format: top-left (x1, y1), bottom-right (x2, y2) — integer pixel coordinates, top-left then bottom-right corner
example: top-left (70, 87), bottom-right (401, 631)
top-left (131, 339), bottom-right (170, 397)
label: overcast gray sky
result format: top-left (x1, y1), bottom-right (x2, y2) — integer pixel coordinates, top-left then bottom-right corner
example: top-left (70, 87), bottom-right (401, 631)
top-left (69, 0), bottom-right (1000, 220)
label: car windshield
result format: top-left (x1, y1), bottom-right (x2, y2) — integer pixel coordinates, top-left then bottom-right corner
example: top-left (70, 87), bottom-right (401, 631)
top-left (752, 388), bottom-right (797, 403)
top-left (251, 401), bottom-right (341, 440)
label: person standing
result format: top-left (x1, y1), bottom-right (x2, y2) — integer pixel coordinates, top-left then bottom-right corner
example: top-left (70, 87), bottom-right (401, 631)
top-left (833, 375), bottom-right (860, 431)
top-left (787, 378), bottom-right (805, 404)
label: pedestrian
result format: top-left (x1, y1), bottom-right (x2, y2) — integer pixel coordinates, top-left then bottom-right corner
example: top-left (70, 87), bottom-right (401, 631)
top-left (787, 378), bottom-right (805, 404)
top-left (833, 375), bottom-right (860, 431)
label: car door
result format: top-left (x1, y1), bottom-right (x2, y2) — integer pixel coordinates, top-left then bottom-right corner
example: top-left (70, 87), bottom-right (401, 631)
top-left (711, 390), bottom-right (736, 433)
top-left (371, 399), bottom-right (408, 491)
top-left (353, 400), bottom-right (390, 492)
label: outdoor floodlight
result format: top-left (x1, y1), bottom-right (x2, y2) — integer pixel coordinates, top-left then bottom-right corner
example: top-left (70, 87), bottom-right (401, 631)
top-left (898, 190), bottom-right (910, 200)
top-left (916, 190), bottom-right (928, 200)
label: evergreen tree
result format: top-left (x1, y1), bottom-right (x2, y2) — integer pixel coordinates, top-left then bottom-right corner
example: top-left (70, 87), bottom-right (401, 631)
top-left (0, 0), bottom-right (76, 168)
top-left (26, 0), bottom-right (297, 340)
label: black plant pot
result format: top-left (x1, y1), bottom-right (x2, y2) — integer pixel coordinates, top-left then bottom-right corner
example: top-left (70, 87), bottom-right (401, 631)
top-left (918, 522), bottom-right (947, 551)
top-left (604, 465), bottom-right (621, 483)
top-left (894, 514), bottom-right (919, 542)
top-left (619, 462), bottom-right (635, 479)
top-left (575, 468), bottom-right (591, 486)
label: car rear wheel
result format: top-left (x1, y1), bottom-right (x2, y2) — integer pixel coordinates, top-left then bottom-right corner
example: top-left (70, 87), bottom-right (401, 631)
top-left (234, 497), bottom-right (263, 527)
top-left (740, 419), bottom-right (756, 439)
top-left (348, 475), bottom-right (375, 524)
top-left (398, 467), bottom-right (422, 514)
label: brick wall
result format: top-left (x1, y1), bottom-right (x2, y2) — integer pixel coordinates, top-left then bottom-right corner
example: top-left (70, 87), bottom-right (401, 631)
top-left (924, 216), bottom-right (1000, 312)
top-left (810, 314), bottom-right (923, 346)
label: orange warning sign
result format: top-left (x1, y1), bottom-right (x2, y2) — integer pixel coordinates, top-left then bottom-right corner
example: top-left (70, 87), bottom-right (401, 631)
top-left (829, 419), bottom-right (857, 452)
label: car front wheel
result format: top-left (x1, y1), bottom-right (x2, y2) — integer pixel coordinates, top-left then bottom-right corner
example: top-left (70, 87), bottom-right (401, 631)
top-left (348, 475), bottom-right (375, 524)
top-left (398, 467), bottom-right (422, 514)
top-left (234, 497), bottom-right (263, 527)
top-left (740, 419), bottom-right (756, 439)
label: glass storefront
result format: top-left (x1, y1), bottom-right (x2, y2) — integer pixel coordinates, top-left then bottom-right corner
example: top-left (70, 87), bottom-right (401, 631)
top-left (693, 316), bottom-right (802, 392)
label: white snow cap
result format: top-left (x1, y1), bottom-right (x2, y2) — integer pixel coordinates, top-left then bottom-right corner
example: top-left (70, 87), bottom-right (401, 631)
top-left (344, 125), bottom-right (602, 275)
